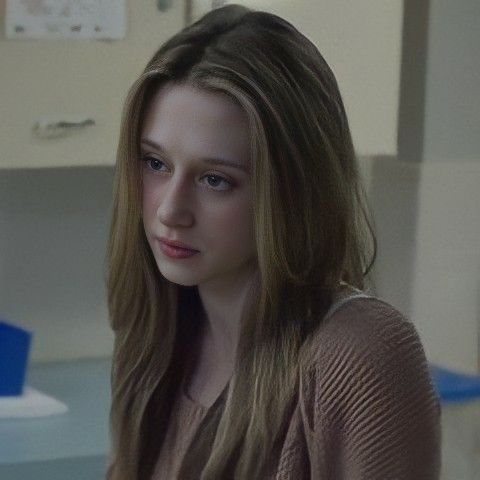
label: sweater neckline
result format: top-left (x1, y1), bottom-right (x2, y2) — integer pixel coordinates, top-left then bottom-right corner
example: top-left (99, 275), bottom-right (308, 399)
top-left (180, 365), bottom-right (231, 411)
top-left (179, 284), bottom-right (368, 411)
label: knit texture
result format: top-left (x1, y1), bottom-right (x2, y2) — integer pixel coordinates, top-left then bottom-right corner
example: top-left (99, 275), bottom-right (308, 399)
top-left (149, 293), bottom-right (442, 479)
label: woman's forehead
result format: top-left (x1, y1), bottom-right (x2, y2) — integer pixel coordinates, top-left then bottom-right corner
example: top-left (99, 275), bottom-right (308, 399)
top-left (140, 84), bottom-right (251, 166)
top-left (143, 83), bottom-right (247, 126)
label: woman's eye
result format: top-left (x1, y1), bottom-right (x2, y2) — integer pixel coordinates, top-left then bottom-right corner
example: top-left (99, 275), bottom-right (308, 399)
top-left (143, 156), bottom-right (166, 172)
top-left (142, 156), bottom-right (233, 192)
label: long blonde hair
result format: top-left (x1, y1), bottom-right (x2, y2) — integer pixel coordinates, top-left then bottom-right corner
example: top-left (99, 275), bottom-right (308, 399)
top-left (105, 4), bottom-right (377, 479)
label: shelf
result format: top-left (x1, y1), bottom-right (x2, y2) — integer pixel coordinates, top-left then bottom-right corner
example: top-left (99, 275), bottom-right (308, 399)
top-left (0, 357), bottom-right (111, 479)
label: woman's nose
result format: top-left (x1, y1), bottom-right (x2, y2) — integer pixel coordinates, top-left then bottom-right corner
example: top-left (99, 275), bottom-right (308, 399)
top-left (155, 174), bottom-right (194, 225)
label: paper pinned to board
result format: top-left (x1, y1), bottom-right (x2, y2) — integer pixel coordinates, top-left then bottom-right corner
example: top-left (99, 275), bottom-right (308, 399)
top-left (5, 0), bottom-right (126, 40)
top-left (0, 386), bottom-right (68, 419)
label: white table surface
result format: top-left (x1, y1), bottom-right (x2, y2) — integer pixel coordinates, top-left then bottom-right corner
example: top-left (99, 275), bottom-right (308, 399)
top-left (0, 356), bottom-right (111, 465)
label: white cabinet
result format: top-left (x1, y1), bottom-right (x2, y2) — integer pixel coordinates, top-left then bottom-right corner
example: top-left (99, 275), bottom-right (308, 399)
top-left (0, 1), bottom-right (405, 169)
top-left (0, 1), bottom-right (185, 169)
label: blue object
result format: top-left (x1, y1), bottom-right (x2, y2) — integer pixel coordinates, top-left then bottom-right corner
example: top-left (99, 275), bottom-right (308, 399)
top-left (0, 320), bottom-right (33, 396)
top-left (429, 363), bottom-right (480, 404)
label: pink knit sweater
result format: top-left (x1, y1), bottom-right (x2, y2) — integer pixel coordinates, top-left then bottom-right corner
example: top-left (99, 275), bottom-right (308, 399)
top-left (150, 290), bottom-right (442, 479)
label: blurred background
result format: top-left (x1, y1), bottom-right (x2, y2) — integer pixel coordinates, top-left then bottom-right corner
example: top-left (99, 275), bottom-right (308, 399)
top-left (0, 1), bottom-right (479, 478)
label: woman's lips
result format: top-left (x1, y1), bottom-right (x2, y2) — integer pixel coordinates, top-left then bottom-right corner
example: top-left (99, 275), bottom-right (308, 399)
top-left (158, 236), bottom-right (198, 251)
top-left (158, 240), bottom-right (199, 259)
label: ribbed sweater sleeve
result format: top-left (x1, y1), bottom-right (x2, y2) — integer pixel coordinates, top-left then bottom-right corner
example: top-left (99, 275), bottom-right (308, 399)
top-left (308, 299), bottom-right (442, 479)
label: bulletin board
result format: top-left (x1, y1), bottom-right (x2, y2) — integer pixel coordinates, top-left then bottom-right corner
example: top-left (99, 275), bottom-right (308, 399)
top-left (5, 0), bottom-right (126, 40)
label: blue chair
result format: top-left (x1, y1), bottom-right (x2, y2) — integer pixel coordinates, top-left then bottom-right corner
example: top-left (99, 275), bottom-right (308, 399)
top-left (429, 363), bottom-right (480, 404)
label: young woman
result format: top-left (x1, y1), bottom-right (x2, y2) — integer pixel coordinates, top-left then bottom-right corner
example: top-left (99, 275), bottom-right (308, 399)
top-left (105, 5), bottom-right (441, 479)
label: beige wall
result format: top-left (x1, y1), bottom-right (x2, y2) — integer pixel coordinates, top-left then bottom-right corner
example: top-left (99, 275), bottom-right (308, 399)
top-left (367, 156), bottom-right (480, 374)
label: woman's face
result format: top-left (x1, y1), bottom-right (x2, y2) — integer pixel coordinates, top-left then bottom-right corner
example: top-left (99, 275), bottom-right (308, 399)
top-left (140, 82), bottom-right (256, 287)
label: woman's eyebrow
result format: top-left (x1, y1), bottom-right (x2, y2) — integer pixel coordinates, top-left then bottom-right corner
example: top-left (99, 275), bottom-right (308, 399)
top-left (140, 137), bottom-right (250, 174)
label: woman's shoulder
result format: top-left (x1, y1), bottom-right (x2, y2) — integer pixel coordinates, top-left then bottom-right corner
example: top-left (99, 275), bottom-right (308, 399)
top-left (299, 292), bottom-right (442, 477)
top-left (311, 292), bottom-right (421, 364)
top-left (300, 291), bottom-right (437, 422)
